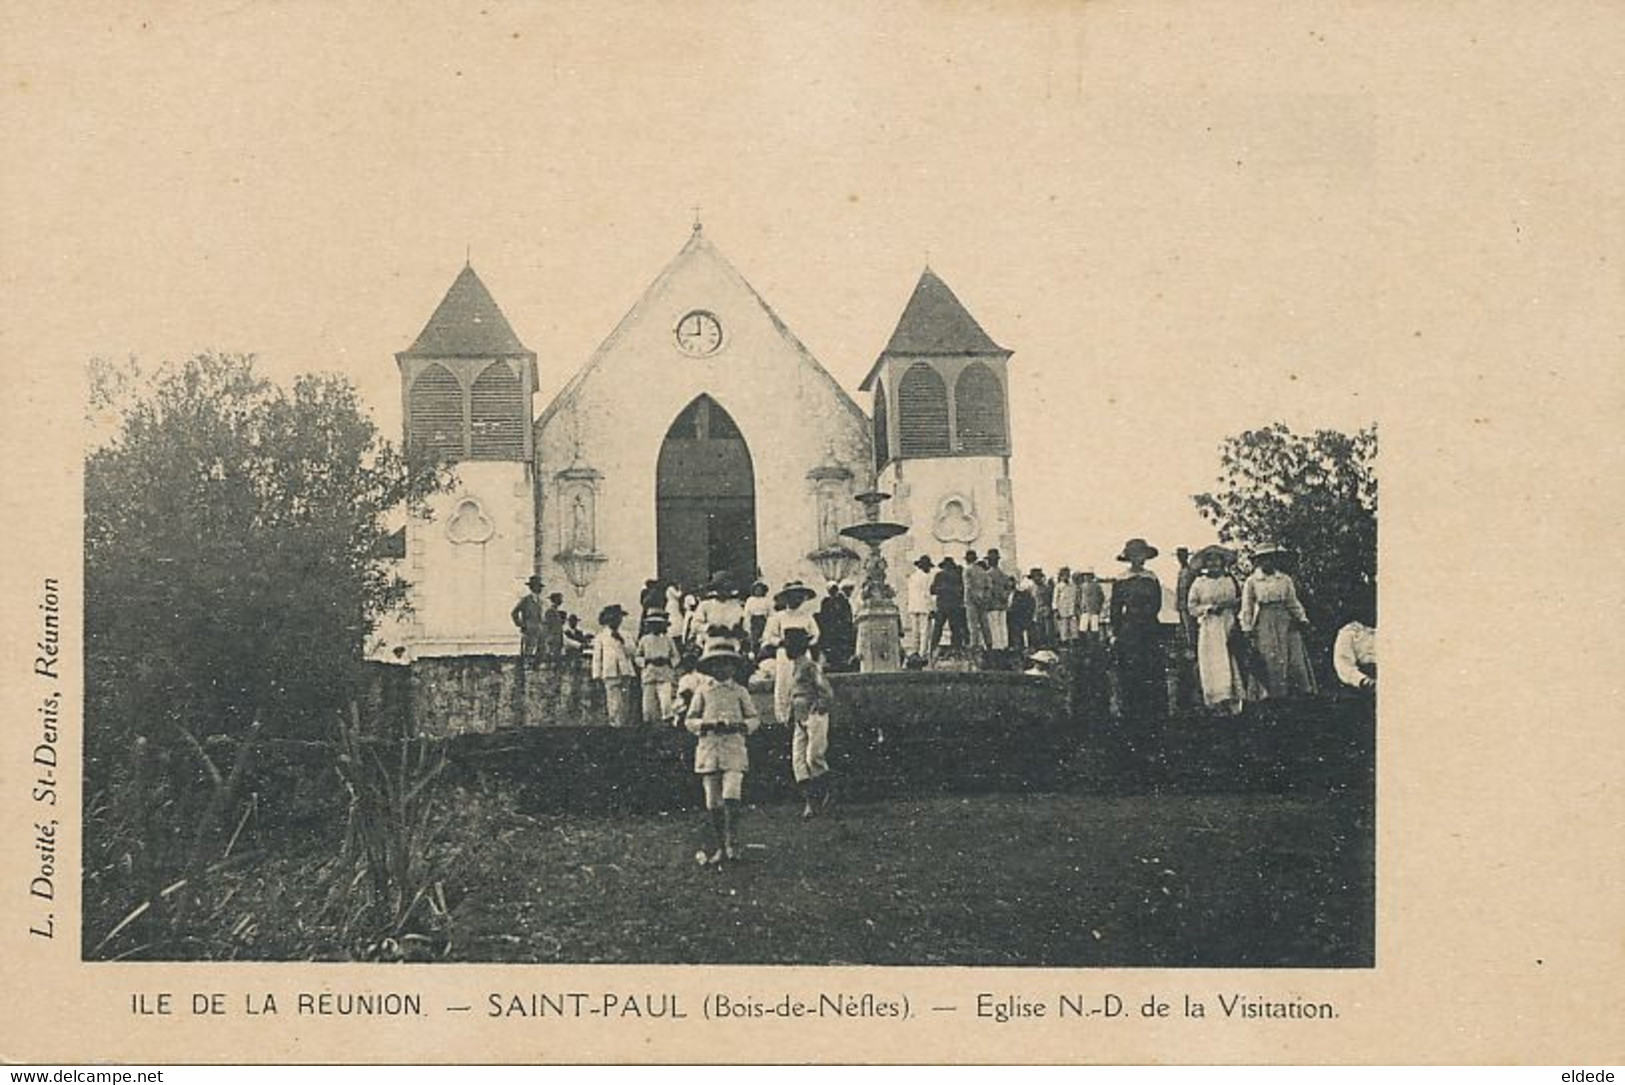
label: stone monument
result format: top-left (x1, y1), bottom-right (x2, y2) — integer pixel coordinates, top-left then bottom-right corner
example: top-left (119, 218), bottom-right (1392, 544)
top-left (839, 491), bottom-right (909, 673)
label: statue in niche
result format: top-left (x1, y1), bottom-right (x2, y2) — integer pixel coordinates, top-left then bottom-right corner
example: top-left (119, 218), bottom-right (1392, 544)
top-left (569, 491), bottom-right (594, 553)
top-left (818, 485), bottom-right (844, 548)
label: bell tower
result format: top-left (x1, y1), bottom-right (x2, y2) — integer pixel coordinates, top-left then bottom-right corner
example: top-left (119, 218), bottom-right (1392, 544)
top-left (397, 264), bottom-right (538, 656)
top-left (860, 266), bottom-right (1017, 580)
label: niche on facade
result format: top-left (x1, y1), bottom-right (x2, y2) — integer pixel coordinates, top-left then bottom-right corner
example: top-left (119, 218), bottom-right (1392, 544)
top-left (554, 463), bottom-right (607, 595)
top-left (807, 464), bottom-right (856, 549)
top-left (932, 493), bottom-right (981, 545)
top-left (445, 495), bottom-right (496, 545)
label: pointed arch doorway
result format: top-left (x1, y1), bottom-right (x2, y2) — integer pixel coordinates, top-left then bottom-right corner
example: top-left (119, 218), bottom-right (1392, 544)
top-left (656, 395), bottom-right (758, 592)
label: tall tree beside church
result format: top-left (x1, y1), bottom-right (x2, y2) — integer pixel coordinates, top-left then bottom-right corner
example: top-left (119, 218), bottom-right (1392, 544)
top-left (84, 352), bottom-right (447, 897)
top-left (1192, 423), bottom-right (1377, 633)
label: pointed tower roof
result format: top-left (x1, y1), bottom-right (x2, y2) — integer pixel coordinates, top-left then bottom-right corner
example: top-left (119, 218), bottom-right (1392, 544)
top-left (399, 264), bottom-right (532, 358)
top-left (884, 267), bottom-right (1006, 355)
top-left (860, 267), bottom-right (1009, 390)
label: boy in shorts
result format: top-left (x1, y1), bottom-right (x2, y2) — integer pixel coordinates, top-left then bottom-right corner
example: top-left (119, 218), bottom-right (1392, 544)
top-left (685, 630), bottom-right (760, 865)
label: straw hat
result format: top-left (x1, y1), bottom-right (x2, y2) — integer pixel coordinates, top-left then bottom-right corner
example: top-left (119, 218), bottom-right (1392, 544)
top-left (695, 628), bottom-right (747, 678)
top-left (774, 579), bottom-right (817, 607)
top-left (1190, 545), bottom-right (1237, 572)
top-left (1250, 542), bottom-right (1293, 562)
top-left (1117, 538), bottom-right (1159, 562)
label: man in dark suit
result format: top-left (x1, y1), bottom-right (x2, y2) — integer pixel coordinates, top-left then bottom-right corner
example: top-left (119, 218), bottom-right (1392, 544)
top-left (511, 575), bottom-right (548, 661)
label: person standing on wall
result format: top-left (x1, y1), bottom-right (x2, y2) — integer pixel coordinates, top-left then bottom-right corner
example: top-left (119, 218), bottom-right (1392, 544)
top-left (962, 549), bottom-right (993, 658)
top-left (590, 604), bottom-right (639, 726)
top-left (1008, 570), bottom-right (1037, 654)
top-left (906, 555), bottom-right (936, 659)
top-left (511, 575), bottom-right (548, 661)
top-left (635, 609), bottom-right (680, 725)
top-left (1109, 538), bottom-right (1165, 723)
top-left (984, 548), bottom-right (1014, 653)
top-left (542, 591), bottom-right (567, 661)
top-left (927, 556), bottom-right (967, 661)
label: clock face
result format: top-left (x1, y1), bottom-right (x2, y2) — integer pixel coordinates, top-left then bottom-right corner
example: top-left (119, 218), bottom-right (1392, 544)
top-left (674, 310), bottom-right (724, 356)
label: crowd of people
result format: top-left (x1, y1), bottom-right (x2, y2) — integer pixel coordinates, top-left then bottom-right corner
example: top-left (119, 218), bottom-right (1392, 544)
top-left (902, 537), bottom-right (1376, 719)
top-left (509, 543), bottom-right (1375, 867)
top-left (512, 570), bottom-right (847, 863)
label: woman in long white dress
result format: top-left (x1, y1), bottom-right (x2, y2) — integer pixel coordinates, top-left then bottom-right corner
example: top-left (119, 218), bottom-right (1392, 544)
top-left (1239, 545), bottom-right (1318, 697)
top-left (1187, 548), bottom-right (1246, 715)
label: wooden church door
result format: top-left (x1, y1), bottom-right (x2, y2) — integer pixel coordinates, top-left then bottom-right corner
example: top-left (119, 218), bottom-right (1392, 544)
top-left (655, 395), bottom-right (758, 592)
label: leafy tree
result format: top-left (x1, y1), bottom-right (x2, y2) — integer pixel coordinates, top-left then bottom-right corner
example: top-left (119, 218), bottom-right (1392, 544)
top-left (84, 352), bottom-right (447, 938)
top-left (1193, 423), bottom-right (1377, 636)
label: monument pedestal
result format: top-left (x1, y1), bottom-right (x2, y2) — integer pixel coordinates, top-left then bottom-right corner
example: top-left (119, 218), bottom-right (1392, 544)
top-left (854, 603), bottom-right (904, 673)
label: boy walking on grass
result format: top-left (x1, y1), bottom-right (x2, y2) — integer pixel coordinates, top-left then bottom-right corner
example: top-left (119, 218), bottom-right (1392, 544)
top-left (685, 630), bottom-right (760, 866)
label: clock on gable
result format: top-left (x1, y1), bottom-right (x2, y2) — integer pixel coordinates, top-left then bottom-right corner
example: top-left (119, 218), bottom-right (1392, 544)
top-left (674, 310), bottom-right (724, 356)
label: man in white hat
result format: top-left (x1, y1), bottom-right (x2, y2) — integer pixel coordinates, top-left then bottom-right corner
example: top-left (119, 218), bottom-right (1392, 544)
top-left (906, 555), bottom-right (936, 658)
top-left (590, 604), bottom-right (638, 726)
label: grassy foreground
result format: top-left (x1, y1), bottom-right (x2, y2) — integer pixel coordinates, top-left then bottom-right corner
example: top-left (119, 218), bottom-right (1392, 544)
top-left (450, 789), bottom-right (1372, 968)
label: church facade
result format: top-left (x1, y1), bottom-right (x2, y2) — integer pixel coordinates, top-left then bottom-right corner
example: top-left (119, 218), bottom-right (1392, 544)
top-left (391, 226), bottom-right (1018, 658)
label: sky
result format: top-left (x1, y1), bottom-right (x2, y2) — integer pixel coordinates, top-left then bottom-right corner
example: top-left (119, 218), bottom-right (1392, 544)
top-left (0, 1), bottom-right (1518, 583)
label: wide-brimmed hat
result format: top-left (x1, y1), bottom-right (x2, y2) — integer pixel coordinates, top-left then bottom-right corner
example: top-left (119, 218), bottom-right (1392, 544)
top-left (695, 629), bottom-right (747, 678)
top-left (914, 555), bottom-right (935, 570)
top-left (707, 570), bottom-right (737, 596)
top-left (641, 609), bottom-right (670, 627)
top-left (1190, 544), bottom-right (1237, 572)
top-left (597, 604), bottom-right (627, 625)
top-left (774, 579), bottom-right (817, 607)
top-left (526, 575), bottom-right (545, 591)
top-left (1117, 537), bottom-right (1159, 562)
top-left (1028, 649), bottom-right (1060, 665)
top-left (1250, 542), bottom-right (1293, 562)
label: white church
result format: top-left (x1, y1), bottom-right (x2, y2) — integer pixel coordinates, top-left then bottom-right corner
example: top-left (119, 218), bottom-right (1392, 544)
top-left (390, 225), bottom-right (1020, 657)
